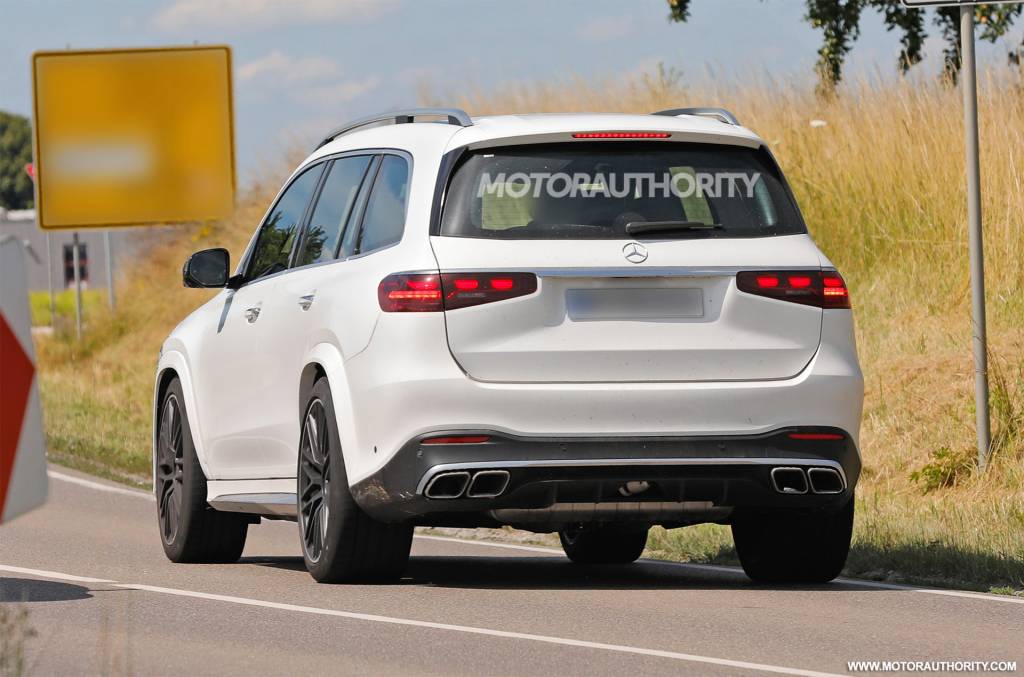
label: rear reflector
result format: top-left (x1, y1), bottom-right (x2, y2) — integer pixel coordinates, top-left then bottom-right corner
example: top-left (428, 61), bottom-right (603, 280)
top-left (421, 435), bottom-right (491, 445)
top-left (788, 432), bottom-right (845, 441)
top-left (379, 273), bottom-right (538, 312)
top-left (572, 132), bottom-right (671, 139)
top-left (736, 270), bottom-right (851, 309)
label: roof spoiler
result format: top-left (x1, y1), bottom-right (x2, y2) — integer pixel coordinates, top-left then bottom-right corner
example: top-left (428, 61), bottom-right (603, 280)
top-left (652, 107), bottom-right (740, 126)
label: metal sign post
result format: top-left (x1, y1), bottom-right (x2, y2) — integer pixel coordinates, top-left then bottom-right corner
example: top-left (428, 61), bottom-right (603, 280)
top-left (104, 230), bottom-right (115, 311)
top-left (899, 0), bottom-right (1023, 468)
top-left (959, 6), bottom-right (991, 469)
top-left (72, 231), bottom-right (82, 339)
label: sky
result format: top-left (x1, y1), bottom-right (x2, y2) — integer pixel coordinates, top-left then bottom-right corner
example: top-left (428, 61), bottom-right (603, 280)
top-left (3, 0), bottom-right (1022, 181)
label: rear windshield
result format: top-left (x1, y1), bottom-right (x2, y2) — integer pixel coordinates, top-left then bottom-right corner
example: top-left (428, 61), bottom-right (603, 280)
top-left (440, 142), bottom-right (805, 240)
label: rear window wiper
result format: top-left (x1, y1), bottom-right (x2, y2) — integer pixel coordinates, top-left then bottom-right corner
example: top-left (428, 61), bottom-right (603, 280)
top-left (625, 220), bottom-right (724, 235)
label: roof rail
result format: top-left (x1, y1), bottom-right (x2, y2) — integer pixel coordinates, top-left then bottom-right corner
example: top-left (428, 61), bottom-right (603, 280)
top-left (315, 107), bottom-right (473, 149)
top-left (652, 107), bottom-right (740, 126)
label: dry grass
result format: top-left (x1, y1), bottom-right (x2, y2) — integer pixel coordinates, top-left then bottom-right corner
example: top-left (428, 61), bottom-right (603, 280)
top-left (35, 67), bottom-right (1024, 590)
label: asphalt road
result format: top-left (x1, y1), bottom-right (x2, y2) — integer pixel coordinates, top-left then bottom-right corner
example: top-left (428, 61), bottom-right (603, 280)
top-left (0, 468), bottom-right (1021, 676)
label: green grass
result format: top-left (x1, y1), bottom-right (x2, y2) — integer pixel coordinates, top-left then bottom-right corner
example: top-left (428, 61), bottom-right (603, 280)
top-left (29, 289), bottom-right (105, 327)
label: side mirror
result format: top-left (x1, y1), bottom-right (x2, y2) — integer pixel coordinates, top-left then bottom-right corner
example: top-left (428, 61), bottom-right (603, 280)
top-left (183, 248), bottom-right (230, 288)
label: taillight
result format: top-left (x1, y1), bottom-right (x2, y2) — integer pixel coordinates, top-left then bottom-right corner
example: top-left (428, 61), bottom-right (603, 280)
top-left (378, 272), bottom-right (538, 312)
top-left (378, 274), bottom-right (443, 312)
top-left (736, 270), bottom-right (851, 309)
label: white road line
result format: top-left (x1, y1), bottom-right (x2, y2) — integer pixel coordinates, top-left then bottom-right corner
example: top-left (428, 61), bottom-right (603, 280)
top-left (47, 470), bottom-right (153, 500)
top-left (416, 535), bottom-right (1024, 605)
top-left (47, 468), bottom-right (1024, 605)
top-left (0, 564), bottom-right (115, 584)
top-left (0, 563), bottom-right (841, 677)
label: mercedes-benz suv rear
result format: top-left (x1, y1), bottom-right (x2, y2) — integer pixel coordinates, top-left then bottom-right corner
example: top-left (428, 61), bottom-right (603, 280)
top-left (156, 108), bottom-right (863, 584)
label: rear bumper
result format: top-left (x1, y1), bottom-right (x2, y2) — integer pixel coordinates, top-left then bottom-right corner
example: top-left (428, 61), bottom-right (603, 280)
top-left (341, 309), bottom-right (864, 487)
top-left (350, 427), bottom-right (860, 526)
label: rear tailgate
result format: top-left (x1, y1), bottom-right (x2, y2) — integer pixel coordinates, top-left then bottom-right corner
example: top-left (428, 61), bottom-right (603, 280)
top-left (431, 235), bottom-right (823, 383)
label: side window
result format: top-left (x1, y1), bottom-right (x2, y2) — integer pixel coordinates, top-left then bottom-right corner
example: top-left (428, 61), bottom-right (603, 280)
top-left (355, 155), bottom-right (409, 254)
top-left (247, 165), bottom-right (322, 281)
top-left (296, 155), bottom-right (371, 267)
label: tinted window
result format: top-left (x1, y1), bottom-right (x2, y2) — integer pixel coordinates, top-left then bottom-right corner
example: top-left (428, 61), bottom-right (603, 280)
top-left (355, 155), bottom-right (409, 254)
top-left (297, 156), bottom-right (371, 266)
top-left (440, 143), bottom-right (804, 240)
top-left (248, 165), bottom-right (322, 280)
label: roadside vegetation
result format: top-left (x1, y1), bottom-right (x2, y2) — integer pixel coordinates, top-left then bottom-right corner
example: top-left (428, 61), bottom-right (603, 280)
top-left (33, 68), bottom-right (1023, 593)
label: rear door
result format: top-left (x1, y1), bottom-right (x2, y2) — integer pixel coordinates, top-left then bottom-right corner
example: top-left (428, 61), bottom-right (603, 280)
top-left (431, 141), bottom-right (823, 384)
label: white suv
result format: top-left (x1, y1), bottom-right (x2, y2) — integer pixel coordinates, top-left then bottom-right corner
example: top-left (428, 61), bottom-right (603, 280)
top-left (154, 107), bottom-right (863, 584)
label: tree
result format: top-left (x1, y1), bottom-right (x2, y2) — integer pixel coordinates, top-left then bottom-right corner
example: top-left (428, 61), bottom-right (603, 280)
top-left (0, 111), bottom-right (34, 210)
top-left (666, 1), bottom-right (1022, 93)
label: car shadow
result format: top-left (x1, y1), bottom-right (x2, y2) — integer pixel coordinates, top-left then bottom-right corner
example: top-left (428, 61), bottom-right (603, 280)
top-left (241, 555), bottom-right (880, 593)
top-left (0, 577), bottom-right (94, 603)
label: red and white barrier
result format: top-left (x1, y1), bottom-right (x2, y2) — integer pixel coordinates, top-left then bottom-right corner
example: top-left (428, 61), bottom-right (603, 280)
top-left (0, 236), bottom-right (48, 523)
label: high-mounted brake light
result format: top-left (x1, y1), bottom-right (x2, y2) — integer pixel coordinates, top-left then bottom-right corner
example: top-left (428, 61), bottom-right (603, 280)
top-left (736, 270), bottom-right (851, 309)
top-left (379, 272), bottom-right (538, 312)
top-left (572, 132), bottom-right (671, 139)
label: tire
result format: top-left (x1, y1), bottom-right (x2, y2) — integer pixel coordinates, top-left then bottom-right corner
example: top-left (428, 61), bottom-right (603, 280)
top-left (155, 377), bottom-right (249, 563)
top-left (558, 524), bottom-right (649, 564)
top-left (732, 496), bottom-right (854, 583)
top-left (297, 378), bottom-right (413, 583)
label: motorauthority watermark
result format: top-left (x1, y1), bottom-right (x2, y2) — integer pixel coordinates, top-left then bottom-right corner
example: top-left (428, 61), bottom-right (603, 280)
top-left (847, 659), bottom-right (1017, 673)
top-left (477, 171), bottom-right (761, 200)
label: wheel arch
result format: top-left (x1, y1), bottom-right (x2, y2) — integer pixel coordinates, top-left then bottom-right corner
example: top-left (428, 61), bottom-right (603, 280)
top-left (299, 342), bottom-right (360, 482)
top-left (154, 350), bottom-right (213, 484)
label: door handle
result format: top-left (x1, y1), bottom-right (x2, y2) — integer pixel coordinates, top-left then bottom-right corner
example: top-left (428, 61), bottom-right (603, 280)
top-left (244, 306), bottom-right (261, 323)
top-left (298, 293), bottom-right (316, 311)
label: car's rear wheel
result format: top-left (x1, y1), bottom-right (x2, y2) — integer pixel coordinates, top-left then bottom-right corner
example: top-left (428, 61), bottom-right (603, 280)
top-left (732, 496), bottom-right (854, 583)
top-left (297, 378), bottom-right (413, 583)
top-left (156, 377), bottom-right (249, 563)
top-left (558, 524), bottom-right (649, 564)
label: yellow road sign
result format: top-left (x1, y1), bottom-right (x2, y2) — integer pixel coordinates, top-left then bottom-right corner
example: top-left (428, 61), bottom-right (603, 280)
top-left (32, 46), bottom-right (235, 230)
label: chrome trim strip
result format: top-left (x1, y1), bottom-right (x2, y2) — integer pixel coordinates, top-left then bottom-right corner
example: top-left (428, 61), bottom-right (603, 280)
top-left (209, 492), bottom-right (297, 517)
top-left (432, 266), bottom-right (816, 279)
top-left (415, 458), bottom-right (848, 495)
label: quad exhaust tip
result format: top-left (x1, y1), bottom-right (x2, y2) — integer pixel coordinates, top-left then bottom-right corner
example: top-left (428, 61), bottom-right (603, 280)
top-left (466, 470), bottom-right (510, 498)
top-left (424, 469), bottom-right (511, 499)
top-left (424, 471), bottom-right (471, 499)
top-left (770, 467), bottom-right (808, 495)
top-left (770, 466), bottom-right (846, 495)
top-left (807, 467), bottom-right (845, 494)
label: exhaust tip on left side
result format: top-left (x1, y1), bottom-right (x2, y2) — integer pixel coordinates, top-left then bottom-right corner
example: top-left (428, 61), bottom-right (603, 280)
top-left (424, 471), bottom-right (471, 499)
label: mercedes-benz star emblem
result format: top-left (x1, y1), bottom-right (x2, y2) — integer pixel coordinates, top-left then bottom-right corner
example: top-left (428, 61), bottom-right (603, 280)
top-left (622, 242), bottom-right (648, 264)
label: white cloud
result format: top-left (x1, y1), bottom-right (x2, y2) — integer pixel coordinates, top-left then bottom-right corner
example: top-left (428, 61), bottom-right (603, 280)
top-left (238, 50), bottom-right (341, 83)
top-left (299, 76), bottom-right (382, 105)
top-left (577, 14), bottom-right (635, 42)
top-left (153, 0), bottom-right (400, 31)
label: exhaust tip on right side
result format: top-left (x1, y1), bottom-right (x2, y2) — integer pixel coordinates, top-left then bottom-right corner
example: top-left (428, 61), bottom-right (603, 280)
top-left (466, 470), bottom-right (510, 498)
top-left (807, 467), bottom-right (845, 494)
top-left (770, 467), bottom-right (809, 494)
